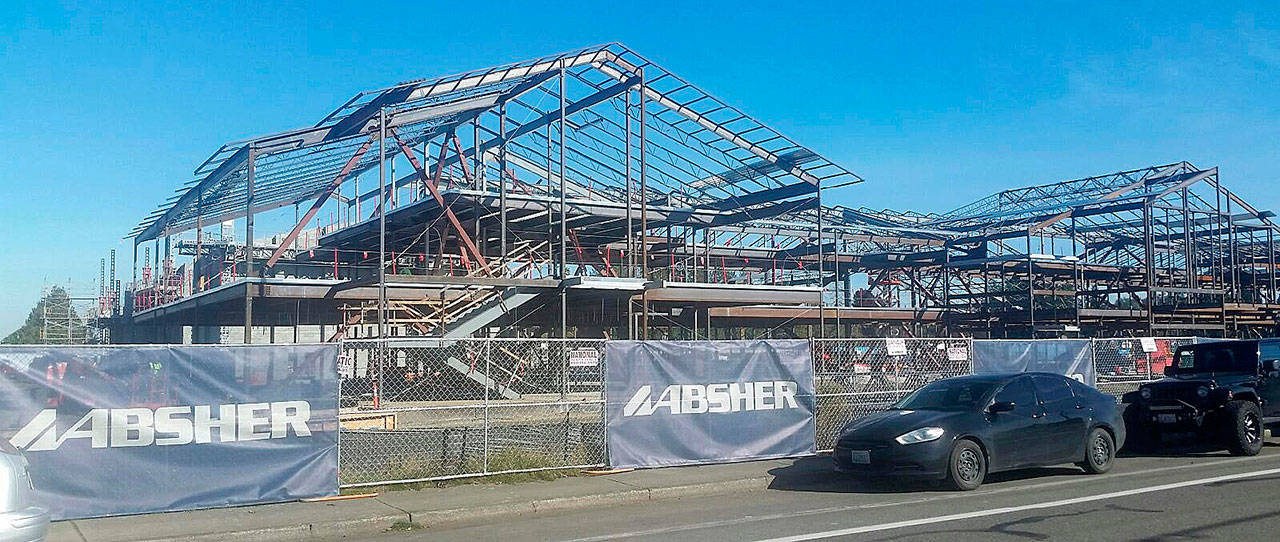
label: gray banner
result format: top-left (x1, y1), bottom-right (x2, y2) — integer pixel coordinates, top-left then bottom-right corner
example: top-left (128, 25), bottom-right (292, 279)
top-left (0, 344), bottom-right (340, 520)
top-left (972, 339), bottom-right (1096, 385)
top-left (606, 340), bottom-right (816, 469)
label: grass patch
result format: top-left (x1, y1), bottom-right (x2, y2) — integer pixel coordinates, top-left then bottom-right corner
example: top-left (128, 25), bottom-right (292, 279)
top-left (437, 448), bottom-right (586, 488)
top-left (387, 520), bottom-right (424, 532)
top-left (341, 448), bottom-right (590, 494)
top-left (815, 379), bottom-right (855, 447)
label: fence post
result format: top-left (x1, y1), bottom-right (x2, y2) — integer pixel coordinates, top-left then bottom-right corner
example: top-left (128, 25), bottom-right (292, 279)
top-left (1146, 337), bottom-right (1157, 380)
top-left (373, 339), bottom-right (382, 409)
top-left (810, 338), bottom-right (818, 436)
top-left (967, 337), bottom-right (975, 375)
top-left (810, 337), bottom-right (817, 373)
top-left (892, 339), bottom-right (901, 398)
top-left (601, 338), bottom-right (608, 467)
top-left (1089, 338), bottom-right (1097, 381)
top-left (484, 339), bottom-right (491, 474)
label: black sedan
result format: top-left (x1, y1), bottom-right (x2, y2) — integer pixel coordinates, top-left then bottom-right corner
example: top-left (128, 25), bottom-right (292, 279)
top-left (833, 372), bottom-right (1125, 490)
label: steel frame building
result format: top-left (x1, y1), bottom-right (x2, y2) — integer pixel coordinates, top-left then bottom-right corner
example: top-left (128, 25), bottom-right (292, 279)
top-left (114, 44), bottom-right (1280, 343)
top-left (852, 163), bottom-right (1280, 337)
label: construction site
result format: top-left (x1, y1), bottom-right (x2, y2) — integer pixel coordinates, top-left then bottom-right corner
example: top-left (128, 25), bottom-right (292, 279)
top-left (76, 43), bottom-right (1280, 345)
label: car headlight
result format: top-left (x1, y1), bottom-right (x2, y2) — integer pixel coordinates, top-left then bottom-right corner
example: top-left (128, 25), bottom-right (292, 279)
top-left (1196, 386), bottom-right (1209, 398)
top-left (895, 427), bottom-right (945, 445)
top-left (1140, 387), bottom-right (1152, 400)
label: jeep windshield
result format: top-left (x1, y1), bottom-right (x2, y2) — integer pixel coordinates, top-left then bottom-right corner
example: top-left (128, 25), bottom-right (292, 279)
top-left (1172, 342), bottom-right (1258, 377)
top-left (890, 378), bottom-right (998, 411)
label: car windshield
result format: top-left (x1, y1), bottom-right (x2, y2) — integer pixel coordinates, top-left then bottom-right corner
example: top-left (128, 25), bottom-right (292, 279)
top-left (891, 379), bottom-right (998, 411)
top-left (1173, 342), bottom-right (1258, 376)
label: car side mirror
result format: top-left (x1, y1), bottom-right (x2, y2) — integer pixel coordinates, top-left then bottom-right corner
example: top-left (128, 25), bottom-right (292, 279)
top-left (989, 401), bottom-right (1015, 414)
top-left (1163, 365), bottom-right (1177, 377)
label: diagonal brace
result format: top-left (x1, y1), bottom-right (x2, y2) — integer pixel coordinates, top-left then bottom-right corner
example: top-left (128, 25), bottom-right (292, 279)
top-left (390, 128), bottom-right (492, 275)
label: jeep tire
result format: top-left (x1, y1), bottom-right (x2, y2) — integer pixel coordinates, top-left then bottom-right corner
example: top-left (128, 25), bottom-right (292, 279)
top-left (1122, 403), bottom-right (1160, 452)
top-left (1078, 427), bottom-right (1115, 474)
top-left (1224, 400), bottom-right (1265, 456)
top-left (945, 439), bottom-right (986, 491)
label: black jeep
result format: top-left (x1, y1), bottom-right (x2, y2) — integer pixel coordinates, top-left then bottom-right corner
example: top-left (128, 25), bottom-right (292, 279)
top-left (1122, 339), bottom-right (1280, 455)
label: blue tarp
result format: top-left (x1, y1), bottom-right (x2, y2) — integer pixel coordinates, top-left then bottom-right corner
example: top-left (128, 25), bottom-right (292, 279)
top-left (0, 345), bottom-right (340, 520)
top-left (972, 339), bottom-right (1096, 385)
top-left (605, 340), bottom-right (816, 468)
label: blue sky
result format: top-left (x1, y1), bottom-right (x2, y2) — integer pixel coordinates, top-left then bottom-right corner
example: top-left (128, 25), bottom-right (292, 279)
top-left (1, 1), bottom-right (1277, 334)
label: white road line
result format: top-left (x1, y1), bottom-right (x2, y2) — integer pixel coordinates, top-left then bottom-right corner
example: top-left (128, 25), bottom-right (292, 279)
top-left (565, 452), bottom-right (1280, 542)
top-left (754, 466), bottom-right (1280, 542)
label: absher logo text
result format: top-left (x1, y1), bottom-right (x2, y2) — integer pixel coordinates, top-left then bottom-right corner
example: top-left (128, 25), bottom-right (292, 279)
top-left (9, 401), bottom-right (314, 452)
top-left (622, 380), bottom-right (800, 417)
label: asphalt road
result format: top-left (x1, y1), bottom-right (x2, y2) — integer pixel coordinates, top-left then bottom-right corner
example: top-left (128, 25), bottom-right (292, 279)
top-left (340, 443), bottom-right (1280, 542)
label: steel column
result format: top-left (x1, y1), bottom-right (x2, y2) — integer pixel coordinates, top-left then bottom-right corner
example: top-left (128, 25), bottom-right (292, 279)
top-left (1144, 201), bottom-right (1155, 334)
top-left (817, 180), bottom-right (824, 337)
top-left (559, 65), bottom-right (568, 339)
top-left (1271, 227), bottom-right (1277, 303)
top-left (1026, 228), bottom-right (1034, 337)
top-left (558, 66), bottom-right (568, 280)
top-left (499, 103), bottom-right (508, 277)
top-left (131, 240), bottom-right (137, 312)
top-left (625, 90), bottom-right (633, 279)
top-left (377, 107), bottom-right (388, 407)
top-left (639, 67), bottom-right (649, 339)
top-left (243, 145), bottom-right (256, 344)
top-left (194, 191), bottom-right (203, 293)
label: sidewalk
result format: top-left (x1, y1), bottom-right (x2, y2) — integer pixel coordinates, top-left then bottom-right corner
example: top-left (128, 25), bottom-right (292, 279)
top-left (47, 456), bottom-right (835, 542)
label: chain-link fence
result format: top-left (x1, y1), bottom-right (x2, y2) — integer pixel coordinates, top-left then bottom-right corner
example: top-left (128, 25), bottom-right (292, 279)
top-left (811, 338), bottom-right (973, 452)
top-left (1092, 337), bottom-right (1194, 397)
top-left (0, 337), bottom-right (1212, 490)
top-left (336, 336), bottom-right (1201, 485)
top-left (337, 338), bottom-right (607, 487)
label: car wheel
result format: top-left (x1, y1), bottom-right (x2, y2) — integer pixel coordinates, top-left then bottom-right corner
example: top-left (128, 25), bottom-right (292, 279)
top-left (1225, 400), bottom-right (1264, 456)
top-left (1078, 428), bottom-right (1115, 474)
top-left (946, 439), bottom-right (986, 491)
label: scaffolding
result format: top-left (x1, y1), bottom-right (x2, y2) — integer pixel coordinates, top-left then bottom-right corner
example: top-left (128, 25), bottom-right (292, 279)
top-left (39, 284), bottom-right (104, 344)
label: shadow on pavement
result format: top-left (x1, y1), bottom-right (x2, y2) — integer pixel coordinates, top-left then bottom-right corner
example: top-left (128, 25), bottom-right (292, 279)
top-left (1119, 437), bottom-right (1280, 458)
top-left (764, 455), bottom-right (1088, 494)
top-left (768, 439), bottom-right (1279, 495)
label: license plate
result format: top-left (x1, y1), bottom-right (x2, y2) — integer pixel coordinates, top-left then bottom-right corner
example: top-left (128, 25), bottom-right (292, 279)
top-left (849, 450), bottom-right (871, 464)
top-left (1157, 414), bottom-right (1179, 424)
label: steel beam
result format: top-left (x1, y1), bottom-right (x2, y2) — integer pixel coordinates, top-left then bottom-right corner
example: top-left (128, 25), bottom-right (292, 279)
top-left (263, 139), bottom-right (374, 270)
top-left (389, 129), bottom-right (492, 275)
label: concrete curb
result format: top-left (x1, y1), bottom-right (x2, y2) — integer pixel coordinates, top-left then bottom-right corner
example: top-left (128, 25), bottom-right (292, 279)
top-left (60, 473), bottom-right (791, 542)
top-left (58, 512), bottom-right (414, 542)
top-left (413, 476), bottom-right (778, 529)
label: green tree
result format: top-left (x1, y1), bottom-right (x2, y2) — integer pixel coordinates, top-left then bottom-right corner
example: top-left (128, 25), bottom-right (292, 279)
top-left (2, 287), bottom-right (73, 344)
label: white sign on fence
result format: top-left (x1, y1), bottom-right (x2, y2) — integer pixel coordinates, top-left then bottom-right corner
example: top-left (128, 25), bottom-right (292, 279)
top-left (1139, 338), bottom-right (1158, 353)
top-left (338, 354), bottom-right (355, 379)
top-left (569, 348), bottom-right (602, 367)
top-left (946, 346), bottom-right (969, 362)
top-left (886, 338), bottom-right (908, 357)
